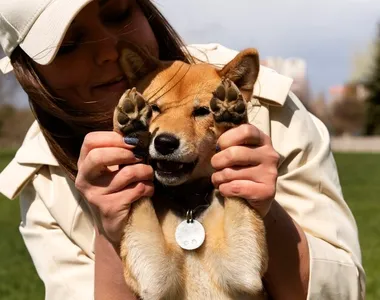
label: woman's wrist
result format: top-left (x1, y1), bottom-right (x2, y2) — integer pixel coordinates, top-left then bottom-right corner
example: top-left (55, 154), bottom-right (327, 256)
top-left (95, 222), bottom-right (122, 253)
top-left (94, 231), bottom-right (136, 300)
top-left (262, 200), bottom-right (310, 300)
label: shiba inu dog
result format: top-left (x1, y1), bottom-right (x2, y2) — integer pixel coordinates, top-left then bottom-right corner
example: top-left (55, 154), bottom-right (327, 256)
top-left (113, 44), bottom-right (268, 300)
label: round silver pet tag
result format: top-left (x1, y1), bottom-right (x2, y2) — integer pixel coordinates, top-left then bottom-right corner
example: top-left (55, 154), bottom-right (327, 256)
top-left (175, 219), bottom-right (205, 250)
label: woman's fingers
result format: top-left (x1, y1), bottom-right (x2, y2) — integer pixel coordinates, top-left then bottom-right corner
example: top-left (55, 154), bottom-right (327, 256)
top-left (78, 131), bottom-right (135, 169)
top-left (216, 124), bottom-right (271, 150)
top-left (78, 147), bottom-right (142, 182)
top-left (104, 164), bottom-right (154, 193)
top-left (211, 124), bottom-right (280, 217)
top-left (218, 180), bottom-right (276, 216)
top-left (97, 181), bottom-right (155, 216)
top-left (212, 145), bottom-right (260, 169)
top-left (211, 144), bottom-right (278, 170)
top-left (93, 181), bottom-right (154, 242)
top-left (211, 165), bottom-right (278, 187)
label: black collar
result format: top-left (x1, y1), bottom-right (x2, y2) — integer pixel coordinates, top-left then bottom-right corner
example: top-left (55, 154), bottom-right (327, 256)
top-left (152, 177), bottom-right (214, 219)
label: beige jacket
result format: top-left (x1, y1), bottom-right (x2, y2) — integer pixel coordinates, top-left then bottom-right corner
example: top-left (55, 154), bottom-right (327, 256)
top-left (0, 43), bottom-right (365, 300)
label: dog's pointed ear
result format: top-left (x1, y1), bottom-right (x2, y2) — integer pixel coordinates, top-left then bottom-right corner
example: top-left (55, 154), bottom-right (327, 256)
top-left (218, 48), bottom-right (260, 99)
top-left (118, 42), bottom-right (161, 82)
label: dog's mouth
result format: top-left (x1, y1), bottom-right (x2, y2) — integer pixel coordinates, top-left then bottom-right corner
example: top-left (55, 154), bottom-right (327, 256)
top-left (151, 159), bottom-right (198, 181)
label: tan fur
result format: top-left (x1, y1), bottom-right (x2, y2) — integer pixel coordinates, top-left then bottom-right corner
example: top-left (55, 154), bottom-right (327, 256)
top-left (113, 46), bottom-right (268, 300)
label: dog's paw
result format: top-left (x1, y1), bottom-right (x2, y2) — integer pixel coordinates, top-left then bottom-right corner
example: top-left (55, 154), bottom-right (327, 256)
top-left (114, 87), bottom-right (152, 137)
top-left (210, 78), bottom-right (247, 128)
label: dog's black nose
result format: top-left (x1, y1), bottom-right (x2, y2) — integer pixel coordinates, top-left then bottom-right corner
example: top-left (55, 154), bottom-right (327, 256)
top-left (154, 133), bottom-right (180, 155)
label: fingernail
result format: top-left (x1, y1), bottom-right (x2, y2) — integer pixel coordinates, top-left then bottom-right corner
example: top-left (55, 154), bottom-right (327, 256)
top-left (124, 137), bottom-right (139, 146)
top-left (215, 144), bottom-right (221, 153)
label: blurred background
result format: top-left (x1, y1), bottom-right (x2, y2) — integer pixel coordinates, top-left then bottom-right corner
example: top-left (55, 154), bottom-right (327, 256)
top-left (0, 0), bottom-right (379, 299)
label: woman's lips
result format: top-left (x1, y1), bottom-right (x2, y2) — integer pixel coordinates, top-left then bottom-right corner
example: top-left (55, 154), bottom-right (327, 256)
top-left (93, 76), bottom-right (128, 93)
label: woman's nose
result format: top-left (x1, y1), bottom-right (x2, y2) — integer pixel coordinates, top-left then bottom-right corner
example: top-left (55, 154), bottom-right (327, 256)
top-left (93, 25), bottom-right (120, 66)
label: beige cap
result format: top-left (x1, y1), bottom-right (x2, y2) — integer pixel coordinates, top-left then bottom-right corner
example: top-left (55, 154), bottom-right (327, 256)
top-left (0, 0), bottom-right (93, 73)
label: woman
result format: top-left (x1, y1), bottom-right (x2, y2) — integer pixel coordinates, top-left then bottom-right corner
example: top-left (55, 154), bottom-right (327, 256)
top-left (0, 0), bottom-right (365, 299)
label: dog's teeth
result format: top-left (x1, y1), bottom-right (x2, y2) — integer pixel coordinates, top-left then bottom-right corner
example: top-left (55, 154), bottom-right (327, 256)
top-left (157, 161), bottom-right (184, 171)
top-left (172, 164), bottom-right (183, 171)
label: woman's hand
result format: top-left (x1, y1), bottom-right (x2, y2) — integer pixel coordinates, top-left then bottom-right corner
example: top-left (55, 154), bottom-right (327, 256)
top-left (75, 131), bottom-right (154, 244)
top-left (211, 124), bottom-right (279, 217)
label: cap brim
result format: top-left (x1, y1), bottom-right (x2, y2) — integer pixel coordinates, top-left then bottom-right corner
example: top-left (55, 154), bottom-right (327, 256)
top-left (20, 0), bottom-right (93, 66)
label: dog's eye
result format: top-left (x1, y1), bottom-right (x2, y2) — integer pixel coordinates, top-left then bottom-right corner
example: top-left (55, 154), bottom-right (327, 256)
top-left (151, 104), bottom-right (161, 113)
top-left (193, 106), bottom-right (210, 117)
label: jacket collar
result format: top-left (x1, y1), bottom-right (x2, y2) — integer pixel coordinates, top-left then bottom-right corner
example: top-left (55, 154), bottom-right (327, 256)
top-left (186, 43), bottom-right (293, 107)
top-left (15, 121), bottom-right (59, 166)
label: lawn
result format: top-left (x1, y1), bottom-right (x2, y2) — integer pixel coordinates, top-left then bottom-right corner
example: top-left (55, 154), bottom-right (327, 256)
top-left (0, 150), bottom-right (44, 300)
top-left (0, 150), bottom-right (379, 299)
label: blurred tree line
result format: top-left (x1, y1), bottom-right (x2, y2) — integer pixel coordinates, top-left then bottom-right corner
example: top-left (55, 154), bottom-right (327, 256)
top-left (0, 103), bottom-right (34, 148)
top-left (0, 51), bottom-right (34, 148)
top-left (308, 22), bottom-right (380, 136)
top-left (364, 23), bottom-right (380, 135)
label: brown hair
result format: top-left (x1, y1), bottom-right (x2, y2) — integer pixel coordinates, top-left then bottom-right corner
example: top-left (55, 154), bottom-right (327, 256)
top-left (11, 0), bottom-right (194, 181)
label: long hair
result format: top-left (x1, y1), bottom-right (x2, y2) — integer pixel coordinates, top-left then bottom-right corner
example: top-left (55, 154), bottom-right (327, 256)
top-left (11, 0), bottom-right (193, 181)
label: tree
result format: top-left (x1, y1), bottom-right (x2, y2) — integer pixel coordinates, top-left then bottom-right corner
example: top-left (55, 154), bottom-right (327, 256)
top-left (309, 92), bottom-right (330, 129)
top-left (364, 23), bottom-right (380, 135)
top-left (329, 83), bottom-right (366, 136)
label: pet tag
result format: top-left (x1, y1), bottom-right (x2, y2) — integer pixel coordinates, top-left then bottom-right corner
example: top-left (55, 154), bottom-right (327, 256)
top-left (175, 210), bottom-right (205, 250)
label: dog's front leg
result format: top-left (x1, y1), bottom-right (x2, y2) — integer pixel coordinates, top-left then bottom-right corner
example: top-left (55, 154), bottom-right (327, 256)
top-left (121, 197), bottom-right (183, 300)
top-left (113, 88), bottom-right (182, 300)
top-left (203, 194), bottom-right (267, 298)
top-left (205, 79), bottom-right (268, 298)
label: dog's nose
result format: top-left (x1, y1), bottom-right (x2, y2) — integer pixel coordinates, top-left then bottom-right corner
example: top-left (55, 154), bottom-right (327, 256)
top-left (154, 133), bottom-right (180, 155)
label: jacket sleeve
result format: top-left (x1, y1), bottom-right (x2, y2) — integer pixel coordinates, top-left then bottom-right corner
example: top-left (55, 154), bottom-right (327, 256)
top-left (271, 92), bottom-right (365, 300)
top-left (18, 167), bottom-right (95, 300)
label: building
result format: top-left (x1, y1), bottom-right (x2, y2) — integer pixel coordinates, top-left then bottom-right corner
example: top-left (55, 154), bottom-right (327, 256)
top-left (261, 56), bottom-right (311, 105)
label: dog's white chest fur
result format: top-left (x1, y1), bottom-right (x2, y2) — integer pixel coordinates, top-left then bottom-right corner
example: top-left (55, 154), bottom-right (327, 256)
top-left (121, 195), bottom-right (268, 300)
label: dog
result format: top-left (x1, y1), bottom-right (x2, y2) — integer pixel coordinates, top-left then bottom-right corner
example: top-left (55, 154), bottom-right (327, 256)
top-left (112, 44), bottom-right (268, 300)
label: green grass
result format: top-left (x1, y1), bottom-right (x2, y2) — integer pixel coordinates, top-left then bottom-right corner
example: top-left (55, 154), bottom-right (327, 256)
top-left (0, 150), bottom-right (379, 299)
top-left (334, 153), bottom-right (380, 299)
top-left (0, 150), bottom-right (44, 300)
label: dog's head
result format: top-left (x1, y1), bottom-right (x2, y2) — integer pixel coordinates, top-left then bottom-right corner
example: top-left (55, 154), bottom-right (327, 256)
top-left (119, 44), bottom-right (260, 186)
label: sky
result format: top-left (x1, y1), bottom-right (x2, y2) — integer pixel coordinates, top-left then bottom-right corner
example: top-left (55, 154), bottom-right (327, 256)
top-left (1, 0), bottom-right (380, 106)
top-left (156, 0), bottom-right (380, 96)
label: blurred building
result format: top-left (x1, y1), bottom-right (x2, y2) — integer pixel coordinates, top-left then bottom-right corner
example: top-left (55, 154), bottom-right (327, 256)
top-left (327, 82), bottom-right (368, 136)
top-left (329, 85), bottom-right (345, 103)
top-left (329, 82), bottom-right (369, 105)
top-left (261, 56), bottom-right (311, 106)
